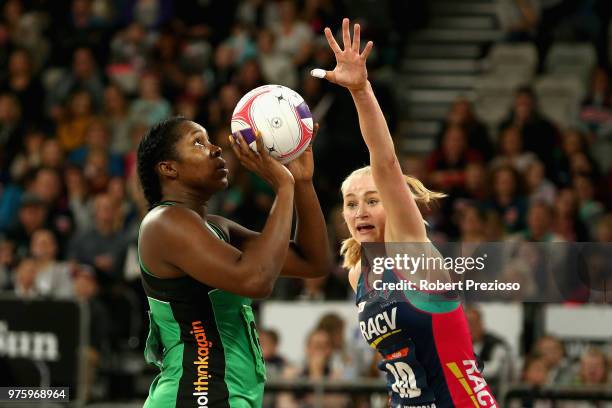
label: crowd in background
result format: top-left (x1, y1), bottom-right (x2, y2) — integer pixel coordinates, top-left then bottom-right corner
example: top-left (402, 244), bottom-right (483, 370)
top-left (0, 0), bottom-right (611, 404)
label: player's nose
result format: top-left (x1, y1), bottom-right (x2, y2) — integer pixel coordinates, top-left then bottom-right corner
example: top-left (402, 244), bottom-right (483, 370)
top-left (209, 144), bottom-right (222, 158)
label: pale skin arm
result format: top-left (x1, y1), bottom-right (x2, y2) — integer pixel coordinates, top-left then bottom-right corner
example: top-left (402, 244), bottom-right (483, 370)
top-left (316, 18), bottom-right (428, 242)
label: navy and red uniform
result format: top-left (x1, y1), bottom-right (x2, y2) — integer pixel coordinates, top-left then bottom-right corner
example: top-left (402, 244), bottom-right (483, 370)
top-left (356, 268), bottom-right (498, 408)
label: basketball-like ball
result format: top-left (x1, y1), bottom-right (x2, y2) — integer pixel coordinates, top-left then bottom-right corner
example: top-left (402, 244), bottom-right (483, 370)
top-left (231, 84), bottom-right (314, 164)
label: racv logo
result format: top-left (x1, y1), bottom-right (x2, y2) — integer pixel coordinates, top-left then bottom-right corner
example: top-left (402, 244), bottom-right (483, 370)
top-left (359, 307), bottom-right (398, 341)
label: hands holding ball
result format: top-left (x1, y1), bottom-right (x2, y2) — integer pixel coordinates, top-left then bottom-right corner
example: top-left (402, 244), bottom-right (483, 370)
top-left (229, 17), bottom-right (371, 189)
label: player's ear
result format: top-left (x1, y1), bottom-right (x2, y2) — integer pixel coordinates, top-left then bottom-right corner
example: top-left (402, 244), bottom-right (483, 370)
top-left (158, 161), bottom-right (178, 179)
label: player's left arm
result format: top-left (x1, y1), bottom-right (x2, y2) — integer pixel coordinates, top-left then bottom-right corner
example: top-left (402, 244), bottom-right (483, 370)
top-left (316, 18), bottom-right (427, 242)
top-left (211, 124), bottom-right (332, 278)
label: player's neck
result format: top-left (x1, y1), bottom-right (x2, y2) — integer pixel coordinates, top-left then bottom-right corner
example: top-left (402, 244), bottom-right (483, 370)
top-left (161, 191), bottom-right (209, 218)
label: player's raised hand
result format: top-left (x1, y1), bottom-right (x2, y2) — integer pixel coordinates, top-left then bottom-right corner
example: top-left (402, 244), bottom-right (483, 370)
top-left (312, 18), bottom-right (373, 92)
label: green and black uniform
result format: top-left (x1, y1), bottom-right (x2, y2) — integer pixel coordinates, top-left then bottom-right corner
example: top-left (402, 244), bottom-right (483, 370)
top-left (139, 203), bottom-right (266, 408)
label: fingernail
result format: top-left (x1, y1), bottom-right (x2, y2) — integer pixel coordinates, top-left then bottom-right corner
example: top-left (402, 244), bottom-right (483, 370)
top-left (228, 135), bottom-right (233, 143)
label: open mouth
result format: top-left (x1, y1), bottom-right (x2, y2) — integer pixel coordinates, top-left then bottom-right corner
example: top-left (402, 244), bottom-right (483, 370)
top-left (356, 224), bottom-right (375, 233)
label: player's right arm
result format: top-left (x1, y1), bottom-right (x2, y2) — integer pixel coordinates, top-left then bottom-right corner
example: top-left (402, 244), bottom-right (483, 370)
top-left (140, 133), bottom-right (295, 299)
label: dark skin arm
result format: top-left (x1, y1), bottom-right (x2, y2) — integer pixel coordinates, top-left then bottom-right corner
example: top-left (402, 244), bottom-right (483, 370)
top-left (139, 132), bottom-right (295, 299)
top-left (214, 124), bottom-right (332, 279)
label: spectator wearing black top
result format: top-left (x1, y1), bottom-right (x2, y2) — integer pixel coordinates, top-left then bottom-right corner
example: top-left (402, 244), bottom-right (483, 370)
top-left (500, 86), bottom-right (559, 180)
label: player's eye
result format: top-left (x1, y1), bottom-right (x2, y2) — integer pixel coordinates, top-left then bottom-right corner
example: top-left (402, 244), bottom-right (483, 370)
top-left (346, 202), bottom-right (357, 209)
top-left (367, 199), bottom-right (379, 205)
top-left (195, 140), bottom-right (205, 148)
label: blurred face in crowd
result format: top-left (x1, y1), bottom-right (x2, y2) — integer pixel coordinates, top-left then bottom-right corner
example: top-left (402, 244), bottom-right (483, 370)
top-left (19, 203), bottom-right (47, 234)
top-left (9, 49), bottom-right (31, 76)
top-left (555, 188), bottom-right (577, 217)
top-left (140, 74), bottom-right (161, 99)
top-left (219, 84), bottom-right (240, 112)
top-left (86, 120), bottom-right (110, 149)
top-left (573, 175), bottom-right (594, 201)
top-left (342, 173), bottom-right (386, 244)
top-left (535, 336), bottom-right (565, 367)
top-left (104, 85), bottom-right (127, 115)
top-left (278, 0), bottom-right (297, 25)
top-left (514, 91), bottom-right (536, 121)
top-left (580, 351), bottom-right (607, 384)
top-left (570, 152), bottom-right (592, 176)
top-left (107, 177), bottom-right (126, 204)
top-left (185, 75), bottom-right (208, 99)
top-left (449, 99), bottom-right (472, 125)
top-left (0, 93), bottom-right (21, 122)
top-left (527, 202), bottom-right (552, 238)
top-left (15, 258), bottom-right (37, 291)
top-left (459, 206), bottom-right (485, 239)
top-left (93, 194), bottom-right (116, 231)
top-left (69, 90), bottom-right (93, 117)
top-left (465, 162), bottom-right (487, 192)
top-left (306, 329), bottom-right (332, 360)
top-left (442, 126), bottom-right (466, 162)
top-left (493, 168), bottom-right (517, 198)
top-left (595, 217), bottom-right (612, 242)
top-left (33, 168), bottom-right (62, 204)
top-left (41, 138), bottom-right (64, 168)
top-left (30, 229), bottom-right (58, 261)
top-left (73, 47), bottom-right (96, 78)
top-left (3, 0), bottom-right (22, 24)
top-left (73, 269), bottom-right (98, 300)
top-left (562, 130), bottom-right (583, 155)
top-left (523, 357), bottom-right (549, 386)
top-left (465, 307), bottom-right (484, 343)
top-left (525, 160), bottom-right (545, 189)
top-left (257, 30), bottom-right (275, 54)
top-left (24, 130), bottom-right (45, 155)
top-left (500, 127), bottom-right (523, 155)
top-left (85, 150), bottom-right (110, 190)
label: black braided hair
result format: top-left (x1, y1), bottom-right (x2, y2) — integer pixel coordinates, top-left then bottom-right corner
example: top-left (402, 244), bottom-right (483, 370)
top-left (137, 117), bottom-right (189, 207)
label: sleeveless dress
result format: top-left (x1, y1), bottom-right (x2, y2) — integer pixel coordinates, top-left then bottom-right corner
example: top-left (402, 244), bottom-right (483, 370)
top-left (356, 268), bottom-right (498, 408)
top-left (139, 202), bottom-right (265, 408)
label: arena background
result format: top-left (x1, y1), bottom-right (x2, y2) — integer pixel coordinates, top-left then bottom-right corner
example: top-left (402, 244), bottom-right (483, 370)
top-left (0, 0), bottom-right (611, 406)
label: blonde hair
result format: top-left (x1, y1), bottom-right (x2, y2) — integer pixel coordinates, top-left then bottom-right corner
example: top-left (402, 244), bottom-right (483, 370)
top-left (339, 166), bottom-right (445, 269)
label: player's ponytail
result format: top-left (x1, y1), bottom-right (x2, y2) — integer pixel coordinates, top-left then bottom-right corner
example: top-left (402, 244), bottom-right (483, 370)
top-left (339, 166), bottom-right (445, 269)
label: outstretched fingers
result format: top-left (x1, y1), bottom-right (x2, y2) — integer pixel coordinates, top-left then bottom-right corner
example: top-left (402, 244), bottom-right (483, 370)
top-left (341, 17), bottom-right (351, 51)
top-left (361, 40), bottom-right (374, 61)
top-left (352, 23), bottom-right (360, 53)
top-left (324, 27), bottom-right (341, 54)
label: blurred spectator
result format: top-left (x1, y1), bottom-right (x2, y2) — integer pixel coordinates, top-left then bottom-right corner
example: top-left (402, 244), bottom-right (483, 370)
top-left (68, 118), bottom-right (124, 176)
top-left (47, 46), bottom-right (105, 118)
top-left (271, 0), bottom-right (313, 68)
top-left (437, 97), bottom-right (493, 161)
top-left (0, 48), bottom-right (45, 125)
top-left (556, 128), bottom-right (599, 187)
top-left (575, 348), bottom-right (609, 385)
top-left (260, 328), bottom-right (288, 379)
top-left (496, 0), bottom-right (540, 42)
top-left (128, 72), bottom-right (171, 127)
top-left (103, 84), bottom-right (132, 155)
top-left (486, 166), bottom-right (528, 233)
top-left (517, 200), bottom-right (562, 242)
top-left (109, 22), bottom-right (152, 70)
top-left (490, 126), bottom-right (537, 173)
top-left (553, 188), bottom-right (589, 241)
top-left (573, 174), bottom-right (605, 233)
top-left (257, 29), bottom-right (297, 89)
top-left (0, 92), bottom-right (24, 176)
top-left (30, 228), bottom-right (73, 298)
top-left (56, 89), bottom-right (97, 152)
top-left (235, 58), bottom-right (265, 95)
top-left (465, 305), bottom-right (513, 394)
top-left (67, 193), bottom-right (127, 285)
top-left (511, 355), bottom-right (551, 408)
top-left (458, 204), bottom-right (488, 243)
top-left (278, 328), bottom-right (348, 408)
top-left (5, 193), bottom-right (49, 257)
top-left (594, 214), bottom-right (612, 242)
top-left (12, 257), bottom-right (38, 298)
top-left (40, 138), bottom-right (65, 170)
top-left (580, 67), bottom-right (612, 137)
top-left (302, 0), bottom-right (346, 34)
top-left (500, 86), bottom-right (559, 179)
top-left (525, 160), bottom-right (556, 205)
top-left (0, 239), bottom-right (16, 289)
top-left (64, 165), bottom-right (92, 234)
top-left (237, 0), bottom-right (278, 30)
top-left (532, 335), bottom-right (572, 384)
top-left (9, 127), bottom-right (45, 182)
top-left (427, 125), bottom-right (483, 192)
top-left (317, 313), bottom-right (358, 379)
